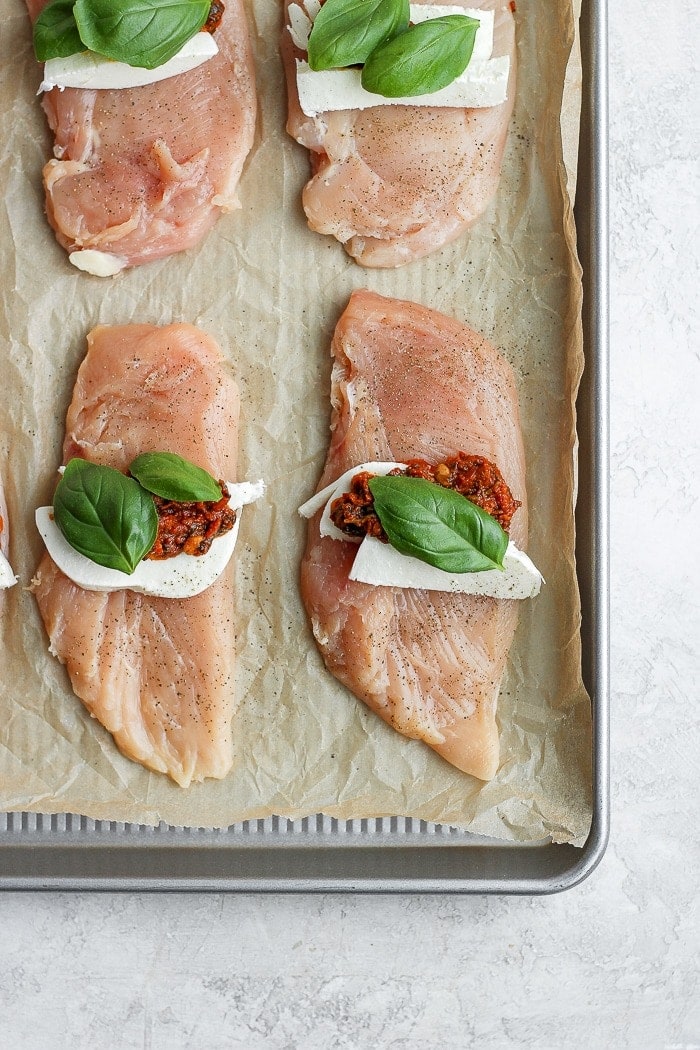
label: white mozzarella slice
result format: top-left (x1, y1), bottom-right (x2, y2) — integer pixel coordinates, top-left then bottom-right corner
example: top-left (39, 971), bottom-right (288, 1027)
top-left (0, 549), bottom-right (17, 589)
top-left (298, 461), bottom-right (408, 541)
top-left (288, 3), bottom-right (314, 51)
top-left (68, 250), bottom-right (129, 277)
top-left (36, 479), bottom-right (264, 598)
top-left (350, 535), bottom-right (543, 598)
top-left (295, 56), bottom-right (510, 117)
top-left (40, 33), bottom-right (218, 93)
top-left (227, 479), bottom-right (267, 509)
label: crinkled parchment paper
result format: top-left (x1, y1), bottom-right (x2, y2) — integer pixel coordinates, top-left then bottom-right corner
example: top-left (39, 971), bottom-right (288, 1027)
top-left (0, 0), bottom-right (592, 844)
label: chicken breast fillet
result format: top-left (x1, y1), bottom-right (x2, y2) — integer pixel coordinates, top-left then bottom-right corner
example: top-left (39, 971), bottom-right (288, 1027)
top-left (283, 0), bottom-right (516, 267)
top-left (26, 0), bottom-right (257, 272)
top-left (32, 324), bottom-right (240, 786)
top-left (300, 291), bottom-right (527, 779)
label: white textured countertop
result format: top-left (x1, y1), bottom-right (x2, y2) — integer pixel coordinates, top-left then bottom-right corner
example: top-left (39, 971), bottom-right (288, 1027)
top-left (1, 1), bottom-right (698, 1047)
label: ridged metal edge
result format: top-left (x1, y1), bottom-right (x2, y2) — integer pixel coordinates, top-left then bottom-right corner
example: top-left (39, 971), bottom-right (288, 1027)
top-left (0, 812), bottom-right (493, 842)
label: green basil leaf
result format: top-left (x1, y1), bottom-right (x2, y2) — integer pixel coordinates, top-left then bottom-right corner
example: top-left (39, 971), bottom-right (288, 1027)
top-left (33, 0), bottom-right (84, 62)
top-left (54, 459), bottom-right (158, 574)
top-left (73, 0), bottom-right (211, 70)
top-left (361, 14), bottom-right (479, 97)
top-left (368, 475), bottom-right (508, 573)
top-left (129, 452), bottom-right (222, 502)
top-left (307, 0), bottom-right (409, 72)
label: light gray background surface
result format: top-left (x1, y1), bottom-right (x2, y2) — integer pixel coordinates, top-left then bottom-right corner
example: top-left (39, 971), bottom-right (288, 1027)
top-left (1, 0), bottom-right (698, 1046)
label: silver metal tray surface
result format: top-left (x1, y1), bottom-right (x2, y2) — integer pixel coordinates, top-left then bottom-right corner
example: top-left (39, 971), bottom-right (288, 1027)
top-left (0, 0), bottom-right (609, 893)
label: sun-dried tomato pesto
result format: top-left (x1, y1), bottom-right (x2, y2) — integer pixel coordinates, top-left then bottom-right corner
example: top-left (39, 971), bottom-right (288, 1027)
top-left (145, 483), bottom-right (236, 560)
top-left (203, 1), bottom-right (225, 33)
top-left (330, 453), bottom-right (521, 541)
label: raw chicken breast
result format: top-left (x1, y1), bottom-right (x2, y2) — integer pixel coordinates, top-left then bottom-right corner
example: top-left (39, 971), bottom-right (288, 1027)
top-left (27, 0), bottom-right (256, 272)
top-left (300, 291), bottom-right (527, 779)
top-left (32, 325), bottom-right (240, 786)
top-left (283, 0), bottom-right (515, 268)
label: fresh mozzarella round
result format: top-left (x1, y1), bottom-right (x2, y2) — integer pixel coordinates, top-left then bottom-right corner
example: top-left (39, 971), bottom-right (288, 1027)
top-left (300, 464), bottom-right (542, 598)
top-left (36, 479), bottom-right (264, 599)
top-left (288, 1), bottom-right (316, 51)
top-left (296, 57), bottom-right (510, 117)
top-left (40, 34), bottom-right (219, 93)
top-left (227, 479), bottom-right (266, 510)
top-left (68, 250), bottom-right (128, 277)
top-left (298, 461), bottom-right (408, 541)
top-left (350, 535), bottom-right (542, 598)
top-left (0, 550), bottom-right (16, 589)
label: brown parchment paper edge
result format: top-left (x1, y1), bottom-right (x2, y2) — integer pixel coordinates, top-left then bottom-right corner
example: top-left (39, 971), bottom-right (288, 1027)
top-left (0, 0), bottom-right (592, 847)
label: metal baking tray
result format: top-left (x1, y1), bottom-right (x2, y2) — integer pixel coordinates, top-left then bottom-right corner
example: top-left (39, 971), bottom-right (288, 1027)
top-left (0, 0), bottom-right (608, 892)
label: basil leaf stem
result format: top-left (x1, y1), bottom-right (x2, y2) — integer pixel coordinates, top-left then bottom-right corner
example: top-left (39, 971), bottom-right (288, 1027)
top-left (361, 14), bottom-right (479, 97)
top-left (53, 459), bottom-right (158, 574)
top-left (368, 475), bottom-right (508, 573)
top-left (33, 0), bottom-right (84, 62)
top-left (307, 0), bottom-right (409, 72)
top-left (73, 0), bottom-right (211, 70)
top-left (130, 452), bottom-right (223, 502)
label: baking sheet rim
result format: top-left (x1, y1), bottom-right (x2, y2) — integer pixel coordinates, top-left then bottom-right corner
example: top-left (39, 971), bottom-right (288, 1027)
top-left (0, 0), bottom-right (609, 893)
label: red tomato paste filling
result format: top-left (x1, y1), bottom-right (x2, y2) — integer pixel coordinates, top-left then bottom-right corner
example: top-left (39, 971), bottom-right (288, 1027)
top-left (330, 453), bottom-right (520, 542)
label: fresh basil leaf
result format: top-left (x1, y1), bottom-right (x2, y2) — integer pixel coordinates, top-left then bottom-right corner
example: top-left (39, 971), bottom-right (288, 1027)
top-left (368, 475), bottom-right (508, 573)
top-left (361, 14), bottom-right (479, 97)
top-left (73, 0), bottom-right (211, 70)
top-left (33, 0), bottom-right (84, 62)
top-left (307, 0), bottom-right (409, 72)
top-left (53, 459), bottom-right (158, 574)
top-left (130, 452), bottom-right (222, 502)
